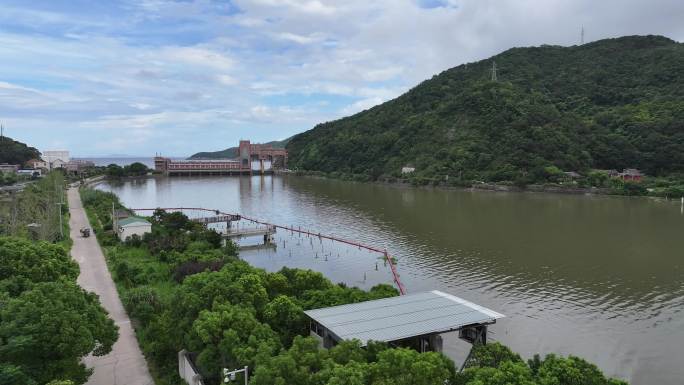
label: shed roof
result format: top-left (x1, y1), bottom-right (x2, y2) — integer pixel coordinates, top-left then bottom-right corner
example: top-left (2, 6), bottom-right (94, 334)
top-left (304, 290), bottom-right (504, 345)
top-left (118, 217), bottom-right (151, 227)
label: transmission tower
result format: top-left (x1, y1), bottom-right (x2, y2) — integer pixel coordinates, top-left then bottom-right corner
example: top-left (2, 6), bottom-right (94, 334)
top-left (581, 26), bottom-right (585, 45)
top-left (491, 61), bottom-right (498, 82)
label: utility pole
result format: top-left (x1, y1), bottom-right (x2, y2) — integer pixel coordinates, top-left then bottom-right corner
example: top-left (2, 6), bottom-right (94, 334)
top-left (491, 61), bottom-right (498, 82)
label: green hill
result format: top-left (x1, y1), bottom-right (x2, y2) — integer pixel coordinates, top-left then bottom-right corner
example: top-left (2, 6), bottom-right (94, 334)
top-left (0, 136), bottom-right (41, 165)
top-left (286, 35), bottom-right (684, 183)
top-left (188, 138), bottom-right (291, 159)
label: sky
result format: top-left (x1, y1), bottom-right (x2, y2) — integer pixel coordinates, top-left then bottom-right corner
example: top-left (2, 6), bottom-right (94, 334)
top-left (0, 0), bottom-right (683, 157)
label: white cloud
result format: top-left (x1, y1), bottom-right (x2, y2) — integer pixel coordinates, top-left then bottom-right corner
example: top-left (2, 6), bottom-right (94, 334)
top-left (1, 0), bottom-right (683, 156)
top-left (276, 32), bottom-right (325, 45)
top-left (340, 96), bottom-right (385, 115)
top-left (160, 46), bottom-right (235, 71)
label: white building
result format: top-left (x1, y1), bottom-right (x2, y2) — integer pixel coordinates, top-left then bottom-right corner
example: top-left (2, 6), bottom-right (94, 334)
top-left (401, 166), bottom-right (416, 174)
top-left (43, 150), bottom-right (70, 170)
top-left (117, 217), bottom-right (152, 241)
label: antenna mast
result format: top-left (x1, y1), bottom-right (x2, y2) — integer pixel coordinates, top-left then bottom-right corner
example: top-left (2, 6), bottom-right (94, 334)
top-left (581, 26), bottom-right (585, 45)
top-left (491, 61), bottom-right (498, 82)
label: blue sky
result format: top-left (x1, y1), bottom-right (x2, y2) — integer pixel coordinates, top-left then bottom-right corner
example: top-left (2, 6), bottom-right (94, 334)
top-left (1, 0), bottom-right (683, 157)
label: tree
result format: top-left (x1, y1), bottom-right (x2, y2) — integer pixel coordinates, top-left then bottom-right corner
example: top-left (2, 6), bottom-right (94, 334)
top-left (250, 336), bottom-right (327, 385)
top-left (536, 355), bottom-right (628, 385)
top-left (123, 162), bottom-right (148, 176)
top-left (0, 136), bottom-right (40, 165)
top-left (263, 295), bottom-right (306, 345)
top-left (458, 361), bottom-right (535, 385)
top-left (105, 164), bottom-right (124, 178)
top-left (286, 36), bottom-right (684, 183)
top-left (190, 303), bottom-right (280, 380)
top-left (369, 348), bottom-right (455, 385)
top-left (455, 345), bottom-right (628, 385)
top-left (463, 342), bottom-right (524, 369)
top-left (0, 237), bottom-right (78, 295)
top-left (0, 282), bottom-right (118, 385)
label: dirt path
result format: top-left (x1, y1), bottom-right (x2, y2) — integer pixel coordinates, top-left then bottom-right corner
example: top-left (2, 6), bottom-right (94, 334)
top-left (67, 188), bottom-right (154, 385)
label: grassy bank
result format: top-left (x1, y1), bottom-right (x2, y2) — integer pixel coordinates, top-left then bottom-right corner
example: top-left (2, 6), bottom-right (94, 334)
top-left (80, 187), bottom-right (629, 385)
top-left (290, 168), bottom-right (684, 199)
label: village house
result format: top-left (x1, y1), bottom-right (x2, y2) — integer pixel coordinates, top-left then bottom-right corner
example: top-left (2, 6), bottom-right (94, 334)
top-left (563, 171), bottom-right (582, 180)
top-left (25, 158), bottom-right (48, 170)
top-left (66, 159), bottom-right (95, 175)
top-left (116, 217), bottom-right (152, 241)
top-left (0, 163), bottom-right (19, 173)
top-left (618, 168), bottom-right (643, 182)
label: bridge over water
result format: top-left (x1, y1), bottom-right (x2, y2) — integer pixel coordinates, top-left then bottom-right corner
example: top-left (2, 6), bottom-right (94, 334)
top-left (130, 206), bottom-right (406, 295)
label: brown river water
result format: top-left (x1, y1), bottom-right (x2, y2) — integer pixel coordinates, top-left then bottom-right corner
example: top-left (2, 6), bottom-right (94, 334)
top-left (97, 174), bottom-right (684, 385)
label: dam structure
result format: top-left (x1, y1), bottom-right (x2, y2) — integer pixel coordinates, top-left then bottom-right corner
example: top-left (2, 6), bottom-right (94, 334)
top-left (155, 140), bottom-right (287, 176)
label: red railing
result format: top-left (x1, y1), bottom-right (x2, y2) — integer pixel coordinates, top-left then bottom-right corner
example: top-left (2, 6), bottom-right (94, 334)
top-left (131, 207), bottom-right (407, 295)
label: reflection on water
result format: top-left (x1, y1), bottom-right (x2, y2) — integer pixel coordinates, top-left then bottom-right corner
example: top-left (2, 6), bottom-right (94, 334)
top-left (98, 175), bottom-right (684, 385)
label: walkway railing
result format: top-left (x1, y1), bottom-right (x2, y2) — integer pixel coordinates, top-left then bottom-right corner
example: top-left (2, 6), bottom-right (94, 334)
top-left (131, 207), bottom-right (407, 295)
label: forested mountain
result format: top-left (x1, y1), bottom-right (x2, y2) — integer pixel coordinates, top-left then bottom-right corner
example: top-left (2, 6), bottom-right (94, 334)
top-left (0, 136), bottom-right (40, 165)
top-left (188, 138), bottom-right (290, 159)
top-left (287, 35), bottom-right (684, 182)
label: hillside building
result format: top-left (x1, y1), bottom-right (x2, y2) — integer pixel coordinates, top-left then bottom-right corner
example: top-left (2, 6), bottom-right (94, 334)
top-left (619, 168), bottom-right (643, 182)
top-left (26, 158), bottom-right (48, 170)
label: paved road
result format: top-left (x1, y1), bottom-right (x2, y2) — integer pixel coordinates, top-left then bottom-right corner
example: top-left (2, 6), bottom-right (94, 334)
top-left (67, 188), bottom-right (154, 385)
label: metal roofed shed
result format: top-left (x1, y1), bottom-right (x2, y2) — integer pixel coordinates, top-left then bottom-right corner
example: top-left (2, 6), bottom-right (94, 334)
top-left (304, 290), bottom-right (504, 353)
top-left (117, 217), bottom-right (152, 241)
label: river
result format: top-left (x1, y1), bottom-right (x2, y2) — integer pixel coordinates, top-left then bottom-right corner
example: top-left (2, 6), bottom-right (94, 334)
top-left (97, 174), bottom-right (684, 385)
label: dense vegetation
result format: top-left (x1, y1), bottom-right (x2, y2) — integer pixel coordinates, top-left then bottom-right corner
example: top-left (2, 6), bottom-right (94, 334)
top-left (0, 172), bottom-right (68, 242)
top-left (189, 138), bottom-right (291, 159)
top-left (0, 136), bottom-right (40, 165)
top-left (81, 188), bottom-right (627, 385)
top-left (104, 162), bottom-right (150, 178)
top-left (0, 172), bottom-right (20, 186)
top-left (287, 35), bottom-right (684, 191)
top-left (0, 173), bottom-right (117, 385)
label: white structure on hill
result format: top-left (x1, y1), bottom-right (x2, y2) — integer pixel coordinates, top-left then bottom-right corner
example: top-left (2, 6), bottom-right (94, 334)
top-left (43, 150), bottom-right (70, 170)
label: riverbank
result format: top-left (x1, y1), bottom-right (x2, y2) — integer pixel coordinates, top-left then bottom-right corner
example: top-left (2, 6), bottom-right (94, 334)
top-left (286, 170), bottom-right (684, 205)
top-left (80, 185), bottom-right (629, 385)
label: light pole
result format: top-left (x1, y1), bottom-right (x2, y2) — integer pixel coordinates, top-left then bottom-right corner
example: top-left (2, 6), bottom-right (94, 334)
top-left (223, 366), bottom-right (248, 385)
